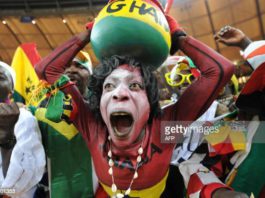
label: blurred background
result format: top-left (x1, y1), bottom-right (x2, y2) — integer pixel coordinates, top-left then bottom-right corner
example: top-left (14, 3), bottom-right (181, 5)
top-left (0, 0), bottom-right (264, 81)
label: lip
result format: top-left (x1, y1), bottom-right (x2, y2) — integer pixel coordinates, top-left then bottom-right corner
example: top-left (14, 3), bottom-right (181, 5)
top-left (110, 111), bottom-right (134, 139)
top-left (66, 74), bottom-right (79, 84)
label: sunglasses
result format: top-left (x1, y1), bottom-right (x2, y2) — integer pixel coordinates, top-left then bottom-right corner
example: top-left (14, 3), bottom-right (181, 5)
top-left (165, 72), bottom-right (196, 87)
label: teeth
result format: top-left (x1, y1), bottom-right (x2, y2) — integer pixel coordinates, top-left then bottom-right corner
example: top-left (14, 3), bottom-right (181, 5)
top-left (112, 112), bottom-right (129, 116)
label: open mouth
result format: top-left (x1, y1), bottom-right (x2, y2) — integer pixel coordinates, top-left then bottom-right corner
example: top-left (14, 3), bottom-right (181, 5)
top-left (110, 112), bottom-right (134, 138)
top-left (67, 74), bottom-right (78, 84)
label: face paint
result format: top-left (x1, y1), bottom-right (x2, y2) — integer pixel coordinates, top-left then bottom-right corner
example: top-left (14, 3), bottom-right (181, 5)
top-left (100, 64), bottom-right (150, 148)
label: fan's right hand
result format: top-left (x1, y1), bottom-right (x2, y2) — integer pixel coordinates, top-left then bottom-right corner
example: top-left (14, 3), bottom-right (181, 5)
top-left (214, 26), bottom-right (251, 50)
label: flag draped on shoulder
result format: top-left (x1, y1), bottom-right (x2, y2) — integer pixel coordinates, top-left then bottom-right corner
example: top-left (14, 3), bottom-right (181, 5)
top-left (11, 43), bottom-right (41, 105)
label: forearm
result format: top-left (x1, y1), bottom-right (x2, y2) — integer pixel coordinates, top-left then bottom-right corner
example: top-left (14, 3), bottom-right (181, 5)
top-left (1, 148), bottom-right (13, 177)
top-left (35, 30), bottom-right (91, 84)
top-left (179, 36), bottom-right (234, 77)
top-left (239, 36), bottom-right (252, 50)
top-left (174, 36), bottom-right (234, 120)
top-left (0, 126), bottom-right (16, 178)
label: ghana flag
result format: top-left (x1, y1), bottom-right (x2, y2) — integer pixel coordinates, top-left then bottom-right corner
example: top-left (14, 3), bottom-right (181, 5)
top-left (30, 75), bottom-right (97, 198)
top-left (11, 43), bottom-right (41, 105)
top-left (35, 105), bottom-right (96, 198)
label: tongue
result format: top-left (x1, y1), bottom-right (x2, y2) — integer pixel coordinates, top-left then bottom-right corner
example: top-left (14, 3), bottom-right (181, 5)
top-left (116, 117), bottom-right (131, 133)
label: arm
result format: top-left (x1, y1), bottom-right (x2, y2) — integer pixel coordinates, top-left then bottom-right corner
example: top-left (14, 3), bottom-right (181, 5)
top-left (214, 26), bottom-right (265, 71)
top-left (162, 16), bottom-right (234, 121)
top-left (0, 103), bottom-right (19, 177)
top-left (178, 147), bottom-right (229, 198)
top-left (35, 30), bottom-right (91, 84)
top-left (179, 145), bottom-right (248, 198)
top-left (214, 26), bottom-right (252, 50)
top-left (1, 108), bottom-right (45, 197)
top-left (175, 35), bottom-right (234, 121)
top-left (1, 148), bottom-right (13, 178)
top-left (34, 29), bottom-right (96, 143)
top-left (241, 40), bottom-right (265, 70)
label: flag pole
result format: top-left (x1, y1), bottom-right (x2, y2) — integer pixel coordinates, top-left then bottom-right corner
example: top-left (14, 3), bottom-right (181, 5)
top-left (164, 0), bottom-right (174, 14)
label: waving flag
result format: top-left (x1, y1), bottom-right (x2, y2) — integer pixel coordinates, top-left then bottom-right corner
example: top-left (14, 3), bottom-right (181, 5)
top-left (11, 43), bottom-right (41, 105)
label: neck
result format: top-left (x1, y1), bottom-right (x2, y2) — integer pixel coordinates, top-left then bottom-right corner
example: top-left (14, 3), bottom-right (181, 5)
top-left (109, 129), bottom-right (147, 158)
top-left (132, 129), bottom-right (145, 144)
top-left (0, 97), bottom-right (10, 104)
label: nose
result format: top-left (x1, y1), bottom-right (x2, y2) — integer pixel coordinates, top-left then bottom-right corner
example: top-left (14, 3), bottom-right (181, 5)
top-left (112, 85), bottom-right (129, 101)
top-left (65, 64), bottom-right (78, 74)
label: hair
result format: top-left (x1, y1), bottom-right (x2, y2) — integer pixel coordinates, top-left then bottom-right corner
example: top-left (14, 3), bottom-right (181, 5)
top-left (87, 55), bottom-right (161, 123)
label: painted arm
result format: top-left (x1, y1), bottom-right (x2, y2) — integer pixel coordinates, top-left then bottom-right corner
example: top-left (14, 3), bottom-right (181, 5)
top-left (162, 34), bottom-right (234, 121)
top-left (162, 16), bottom-right (234, 121)
top-left (35, 30), bottom-right (91, 84)
top-left (173, 35), bottom-right (234, 121)
top-left (34, 29), bottom-right (96, 143)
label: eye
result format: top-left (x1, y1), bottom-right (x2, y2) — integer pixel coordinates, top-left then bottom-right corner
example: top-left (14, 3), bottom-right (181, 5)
top-left (76, 64), bottom-right (87, 70)
top-left (104, 83), bottom-right (115, 91)
top-left (129, 83), bottom-right (143, 91)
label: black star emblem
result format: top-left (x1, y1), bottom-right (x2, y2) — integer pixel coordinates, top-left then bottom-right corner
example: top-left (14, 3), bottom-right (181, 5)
top-left (25, 87), bottom-right (31, 95)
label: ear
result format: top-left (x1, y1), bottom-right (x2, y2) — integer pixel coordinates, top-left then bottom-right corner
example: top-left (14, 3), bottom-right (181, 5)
top-left (8, 91), bottom-right (13, 99)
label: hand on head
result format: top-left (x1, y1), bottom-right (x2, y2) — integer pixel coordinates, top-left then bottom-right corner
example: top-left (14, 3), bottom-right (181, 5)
top-left (85, 21), bottom-right (94, 30)
top-left (165, 15), bottom-right (186, 54)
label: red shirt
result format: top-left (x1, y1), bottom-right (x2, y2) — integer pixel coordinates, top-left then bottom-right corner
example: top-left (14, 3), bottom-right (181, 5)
top-left (35, 34), bottom-right (234, 191)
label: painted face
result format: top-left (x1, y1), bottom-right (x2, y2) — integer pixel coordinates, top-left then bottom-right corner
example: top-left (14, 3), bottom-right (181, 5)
top-left (64, 61), bottom-right (90, 95)
top-left (100, 65), bottom-right (150, 148)
top-left (0, 67), bottom-right (13, 101)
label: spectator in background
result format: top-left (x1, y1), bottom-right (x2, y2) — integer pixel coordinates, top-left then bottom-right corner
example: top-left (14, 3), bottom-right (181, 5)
top-left (162, 56), bottom-right (239, 198)
top-left (31, 51), bottom-right (97, 198)
top-left (177, 26), bottom-right (265, 198)
top-left (0, 61), bottom-right (45, 198)
top-left (213, 25), bottom-right (265, 197)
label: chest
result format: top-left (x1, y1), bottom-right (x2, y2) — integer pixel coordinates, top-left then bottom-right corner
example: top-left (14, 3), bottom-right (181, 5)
top-left (91, 133), bottom-right (175, 190)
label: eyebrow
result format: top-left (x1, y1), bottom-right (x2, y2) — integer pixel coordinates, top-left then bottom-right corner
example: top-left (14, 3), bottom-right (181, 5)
top-left (107, 73), bottom-right (139, 82)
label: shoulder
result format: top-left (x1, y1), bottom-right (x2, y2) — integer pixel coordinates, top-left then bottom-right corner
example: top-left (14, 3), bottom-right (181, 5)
top-left (16, 107), bottom-right (38, 130)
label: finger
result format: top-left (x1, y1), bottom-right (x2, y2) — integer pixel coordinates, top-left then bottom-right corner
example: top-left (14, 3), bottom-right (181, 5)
top-left (218, 39), bottom-right (228, 45)
top-left (214, 34), bottom-right (222, 41)
top-left (219, 25), bottom-right (231, 36)
top-left (215, 38), bottom-right (231, 46)
top-left (221, 25), bottom-right (231, 32)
